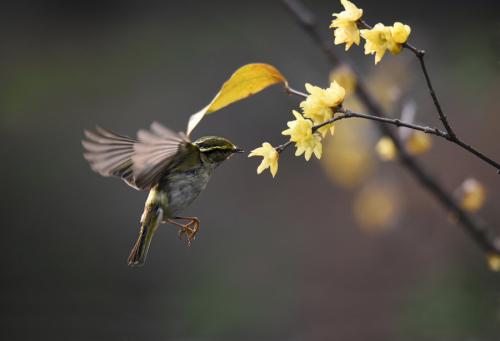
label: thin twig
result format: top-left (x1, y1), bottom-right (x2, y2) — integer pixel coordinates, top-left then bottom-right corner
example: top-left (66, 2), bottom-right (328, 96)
top-left (281, 0), bottom-right (500, 256)
top-left (404, 44), bottom-right (500, 172)
top-left (360, 18), bottom-right (454, 138)
top-left (275, 141), bottom-right (292, 153)
top-left (317, 109), bottom-right (446, 135)
top-left (403, 43), bottom-right (457, 137)
top-left (360, 17), bottom-right (456, 138)
top-left (360, 18), bottom-right (499, 171)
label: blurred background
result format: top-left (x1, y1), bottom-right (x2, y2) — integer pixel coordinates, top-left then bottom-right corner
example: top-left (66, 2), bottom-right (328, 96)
top-left (1, 0), bottom-right (500, 340)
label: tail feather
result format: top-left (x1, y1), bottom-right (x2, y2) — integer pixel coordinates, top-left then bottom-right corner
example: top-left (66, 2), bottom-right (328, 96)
top-left (127, 206), bottom-right (163, 267)
top-left (127, 226), bottom-right (150, 267)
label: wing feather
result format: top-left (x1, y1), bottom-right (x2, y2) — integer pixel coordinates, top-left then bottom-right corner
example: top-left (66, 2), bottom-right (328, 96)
top-left (132, 122), bottom-right (190, 190)
top-left (82, 122), bottom-right (191, 191)
top-left (82, 127), bottom-right (137, 188)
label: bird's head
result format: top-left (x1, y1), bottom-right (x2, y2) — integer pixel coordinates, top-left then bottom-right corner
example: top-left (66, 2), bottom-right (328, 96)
top-left (194, 136), bottom-right (244, 165)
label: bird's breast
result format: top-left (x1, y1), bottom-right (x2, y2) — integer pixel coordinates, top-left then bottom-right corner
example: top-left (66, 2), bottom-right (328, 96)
top-left (160, 165), bottom-right (213, 217)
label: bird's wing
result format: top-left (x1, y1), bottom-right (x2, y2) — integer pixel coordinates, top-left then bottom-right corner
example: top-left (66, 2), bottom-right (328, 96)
top-left (132, 122), bottom-right (191, 190)
top-left (82, 127), bottom-right (138, 188)
top-left (82, 122), bottom-right (190, 191)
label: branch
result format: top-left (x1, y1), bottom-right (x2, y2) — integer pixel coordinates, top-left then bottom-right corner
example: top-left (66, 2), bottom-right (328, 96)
top-left (316, 109), bottom-right (446, 135)
top-left (286, 87), bottom-right (448, 135)
top-left (403, 43), bottom-right (456, 138)
top-left (361, 19), bottom-right (500, 172)
top-left (403, 43), bottom-right (500, 173)
top-left (286, 86), bottom-right (500, 171)
top-left (275, 140), bottom-right (292, 153)
top-left (361, 18), bottom-right (477, 145)
top-left (360, 18), bottom-right (499, 172)
top-left (281, 0), bottom-right (500, 256)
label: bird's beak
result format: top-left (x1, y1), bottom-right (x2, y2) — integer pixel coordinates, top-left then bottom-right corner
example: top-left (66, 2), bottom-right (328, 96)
top-left (233, 148), bottom-right (244, 153)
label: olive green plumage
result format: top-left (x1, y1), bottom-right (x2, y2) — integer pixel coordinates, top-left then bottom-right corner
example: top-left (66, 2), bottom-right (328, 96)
top-left (82, 122), bottom-right (242, 267)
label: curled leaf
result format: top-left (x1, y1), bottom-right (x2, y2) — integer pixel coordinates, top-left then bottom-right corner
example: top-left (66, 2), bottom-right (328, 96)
top-left (186, 63), bottom-right (288, 135)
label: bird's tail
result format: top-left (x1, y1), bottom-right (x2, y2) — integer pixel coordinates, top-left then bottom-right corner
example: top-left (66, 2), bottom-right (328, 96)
top-left (127, 204), bottom-right (164, 267)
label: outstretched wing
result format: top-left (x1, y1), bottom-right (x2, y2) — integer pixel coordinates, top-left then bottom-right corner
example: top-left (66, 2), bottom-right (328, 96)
top-left (82, 122), bottom-right (190, 190)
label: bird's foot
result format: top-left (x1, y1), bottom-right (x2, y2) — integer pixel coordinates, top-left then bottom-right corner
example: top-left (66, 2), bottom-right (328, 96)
top-left (167, 217), bottom-right (200, 247)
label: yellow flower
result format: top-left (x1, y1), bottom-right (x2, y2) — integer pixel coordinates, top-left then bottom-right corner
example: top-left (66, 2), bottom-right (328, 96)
top-left (321, 120), bottom-right (375, 189)
top-left (330, 0), bottom-right (363, 50)
top-left (458, 178), bottom-right (486, 213)
top-left (405, 131), bottom-right (431, 155)
top-left (282, 110), bottom-right (323, 161)
top-left (300, 82), bottom-right (346, 136)
top-left (391, 22), bottom-right (411, 44)
top-left (375, 136), bottom-right (397, 161)
top-left (377, 132), bottom-right (431, 161)
top-left (353, 182), bottom-right (400, 233)
top-left (248, 142), bottom-right (279, 177)
top-left (361, 22), bottom-right (411, 64)
top-left (486, 253), bottom-right (500, 272)
top-left (295, 134), bottom-right (323, 161)
top-left (360, 23), bottom-right (394, 64)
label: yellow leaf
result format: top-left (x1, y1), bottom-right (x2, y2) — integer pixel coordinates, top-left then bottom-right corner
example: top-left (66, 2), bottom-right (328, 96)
top-left (186, 63), bottom-right (288, 135)
top-left (486, 253), bottom-right (500, 272)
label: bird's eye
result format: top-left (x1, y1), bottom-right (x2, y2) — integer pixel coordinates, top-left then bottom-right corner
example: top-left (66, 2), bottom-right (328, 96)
top-left (206, 150), bottom-right (230, 162)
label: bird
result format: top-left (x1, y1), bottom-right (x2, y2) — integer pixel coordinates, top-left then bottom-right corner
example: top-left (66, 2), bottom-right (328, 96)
top-left (82, 122), bottom-right (243, 267)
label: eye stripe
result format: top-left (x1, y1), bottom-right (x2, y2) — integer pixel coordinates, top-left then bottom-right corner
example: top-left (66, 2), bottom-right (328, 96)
top-left (199, 146), bottom-right (233, 153)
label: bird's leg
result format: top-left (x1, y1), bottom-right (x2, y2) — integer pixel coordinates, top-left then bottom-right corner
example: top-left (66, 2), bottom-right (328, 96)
top-left (166, 217), bottom-right (200, 246)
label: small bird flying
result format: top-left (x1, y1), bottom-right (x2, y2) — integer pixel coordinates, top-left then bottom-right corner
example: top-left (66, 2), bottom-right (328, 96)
top-left (82, 122), bottom-right (243, 267)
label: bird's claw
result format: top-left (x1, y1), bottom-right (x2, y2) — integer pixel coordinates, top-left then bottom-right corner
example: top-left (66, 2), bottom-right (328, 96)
top-left (166, 217), bottom-right (200, 246)
top-left (177, 225), bottom-right (195, 246)
top-left (175, 218), bottom-right (200, 247)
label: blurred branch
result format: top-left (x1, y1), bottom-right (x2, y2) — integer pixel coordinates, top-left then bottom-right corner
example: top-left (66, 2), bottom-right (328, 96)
top-left (282, 0), bottom-right (500, 256)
